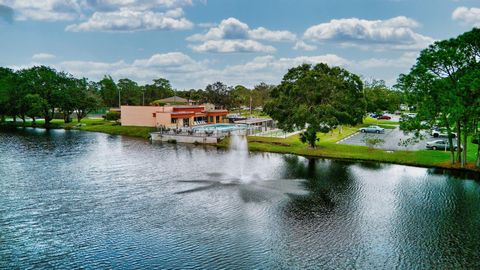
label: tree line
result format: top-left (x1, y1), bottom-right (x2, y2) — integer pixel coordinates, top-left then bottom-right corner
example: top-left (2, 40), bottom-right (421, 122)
top-left (0, 66), bottom-right (278, 126)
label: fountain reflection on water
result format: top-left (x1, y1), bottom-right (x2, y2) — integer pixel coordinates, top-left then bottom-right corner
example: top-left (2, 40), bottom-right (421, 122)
top-left (176, 133), bottom-right (308, 199)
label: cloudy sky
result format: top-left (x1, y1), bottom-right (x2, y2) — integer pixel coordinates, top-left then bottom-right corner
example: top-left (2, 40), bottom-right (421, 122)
top-left (0, 0), bottom-right (479, 89)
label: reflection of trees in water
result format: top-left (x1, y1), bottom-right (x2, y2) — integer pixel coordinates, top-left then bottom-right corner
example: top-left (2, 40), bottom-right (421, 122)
top-left (279, 157), bottom-right (357, 219)
top-left (356, 161), bottom-right (386, 171)
top-left (427, 167), bottom-right (480, 182)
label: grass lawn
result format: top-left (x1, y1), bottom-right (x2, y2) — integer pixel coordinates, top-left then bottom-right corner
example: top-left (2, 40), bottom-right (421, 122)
top-left (363, 116), bottom-right (400, 126)
top-left (3, 117), bottom-right (478, 171)
top-left (3, 118), bottom-right (153, 139)
top-left (247, 125), bottom-right (479, 171)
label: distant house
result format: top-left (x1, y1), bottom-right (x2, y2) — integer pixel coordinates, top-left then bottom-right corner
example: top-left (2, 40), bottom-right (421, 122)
top-left (121, 104), bottom-right (228, 128)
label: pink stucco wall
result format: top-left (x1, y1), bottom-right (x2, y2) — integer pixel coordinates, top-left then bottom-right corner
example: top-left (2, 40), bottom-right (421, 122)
top-left (121, 106), bottom-right (173, 127)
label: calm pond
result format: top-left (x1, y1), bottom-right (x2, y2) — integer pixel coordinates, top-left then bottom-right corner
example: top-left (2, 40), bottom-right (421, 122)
top-left (1, 128), bottom-right (479, 269)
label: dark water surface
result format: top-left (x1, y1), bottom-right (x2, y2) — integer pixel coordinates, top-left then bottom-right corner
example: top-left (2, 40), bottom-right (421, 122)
top-left (1, 128), bottom-right (479, 269)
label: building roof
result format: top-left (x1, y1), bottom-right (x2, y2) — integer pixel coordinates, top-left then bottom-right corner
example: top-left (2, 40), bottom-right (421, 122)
top-left (156, 96), bottom-right (188, 103)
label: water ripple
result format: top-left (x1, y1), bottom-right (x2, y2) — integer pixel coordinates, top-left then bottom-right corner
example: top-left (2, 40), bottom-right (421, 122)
top-left (0, 128), bottom-right (479, 269)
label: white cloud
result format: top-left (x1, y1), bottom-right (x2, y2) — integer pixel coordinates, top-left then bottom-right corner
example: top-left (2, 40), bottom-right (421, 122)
top-left (304, 16), bottom-right (434, 50)
top-left (249, 27), bottom-right (297, 42)
top-left (189, 17), bottom-right (296, 42)
top-left (14, 51), bottom-right (416, 89)
top-left (47, 52), bottom-right (206, 85)
top-left (66, 8), bottom-right (193, 32)
top-left (358, 52), bottom-right (418, 68)
top-left (88, 0), bottom-right (193, 11)
top-left (0, 0), bottom-right (195, 21)
top-left (0, 0), bottom-right (83, 21)
top-left (1, 0), bottom-right (195, 32)
top-left (187, 17), bottom-right (295, 53)
top-left (132, 52), bottom-right (197, 67)
top-left (32, 53), bottom-right (56, 61)
top-left (452, 6), bottom-right (480, 26)
top-left (293, 40), bottom-right (317, 51)
top-left (14, 52), bottom-right (351, 88)
top-left (190, 40), bottom-right (276, 53)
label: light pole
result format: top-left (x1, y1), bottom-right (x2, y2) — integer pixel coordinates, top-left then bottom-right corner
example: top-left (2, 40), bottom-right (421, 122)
top-left (249, 95), bottom-right (252, 116)
top-left (118, 88), bottom-right (121, 108)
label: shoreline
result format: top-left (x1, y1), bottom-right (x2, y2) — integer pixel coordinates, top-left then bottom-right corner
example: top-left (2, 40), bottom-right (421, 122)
top-left (2, 121), bottom-right (479, 174)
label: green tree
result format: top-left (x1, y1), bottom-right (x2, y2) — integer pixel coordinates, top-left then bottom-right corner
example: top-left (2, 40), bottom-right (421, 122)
top-left (58, 75), bottom-right (79, 123)
top-left (264, 63), bottom-right (366, 148)
top-left (71, 79), bottom-right (102, 122)
top-left (98, 75), bottom-right (118, 107)
top-left (17, 66), bottom-right (65, 127)
top-left (23, 94), bottom-right (46, 124)
top-left (178, 88), bottom-right (206, 104)
top-left (0, 68), bottom-right (17, 121)
top-left (230, 85), bottom-right (251, 108)
top-left (398, 28), bottom-right (480, 167)
top-left (144, 78), bottom-right (174, 105)
top-left (251, 82), bottom-right (273, 108)
top-left (205, 82), bottom-right (235, 109)
top-left (117, 78), bottom-right (141, 105)
top-left (364, 79), bottom-right (402, 113)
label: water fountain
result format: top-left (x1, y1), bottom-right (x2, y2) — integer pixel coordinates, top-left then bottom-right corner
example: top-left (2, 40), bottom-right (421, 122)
top-left (176, 132), bottom-right (307, 199)
top-left (227, 134), bottom-right (249, 181)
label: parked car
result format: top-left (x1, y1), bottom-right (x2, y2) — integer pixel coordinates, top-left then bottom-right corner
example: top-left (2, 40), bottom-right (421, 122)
top-left (359, 125), bottom-right (385, 134)
top-left (394, 110), bottom-right (402, 115)
top-left (368, 113), bottom-right (378, 118)
top-left (431, 128), bottom-right (456, 138)
top-left (377, 115), bottom-right (392, 120)
top-left (426, 140), bottom-right (460, 151)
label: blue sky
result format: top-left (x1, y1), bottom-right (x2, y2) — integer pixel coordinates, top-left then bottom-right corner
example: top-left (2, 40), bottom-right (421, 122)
top-left (0, 0), bottom-right (479, 89)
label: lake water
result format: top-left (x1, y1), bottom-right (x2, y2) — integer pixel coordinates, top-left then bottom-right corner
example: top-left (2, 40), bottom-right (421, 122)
top-left (1, 128), bottom-right (479, 269)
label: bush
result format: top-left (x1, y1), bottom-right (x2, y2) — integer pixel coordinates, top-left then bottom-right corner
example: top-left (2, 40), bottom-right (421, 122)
top-left (105, 111), bottom-right (120, 121)
top-left (362, 135), bottom-right (385, 149)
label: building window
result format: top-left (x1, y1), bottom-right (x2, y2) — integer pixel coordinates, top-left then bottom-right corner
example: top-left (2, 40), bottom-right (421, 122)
top-left (171, 118), bottom-right (177, 124)
top-left (152, 113), bottom-right (156, 117)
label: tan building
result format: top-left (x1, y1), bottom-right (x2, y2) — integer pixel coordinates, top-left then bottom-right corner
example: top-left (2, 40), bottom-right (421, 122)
top-left (120, 105), bottom-right (228, 128)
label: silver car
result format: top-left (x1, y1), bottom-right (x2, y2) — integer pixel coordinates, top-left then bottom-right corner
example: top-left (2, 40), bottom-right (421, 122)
top-left (426, 140), bottom-right (459, 151)
top-left (359, 125), bottom-right (385, 134)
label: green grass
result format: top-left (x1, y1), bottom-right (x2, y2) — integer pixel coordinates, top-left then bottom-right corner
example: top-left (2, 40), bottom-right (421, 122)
top-left (78, 123), bottom-right (153, 139)
top-left (3, 118), bottom-right (153, 139)
top-left (247, 127), bottom-right (479, 171)
top-left (3, 117), bottom-right (478, 171)
top-left (363, 116), bottom-right (399, 126)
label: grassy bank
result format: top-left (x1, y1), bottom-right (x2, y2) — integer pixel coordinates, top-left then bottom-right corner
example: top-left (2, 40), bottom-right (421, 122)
top-left (3, 118), bottom-right (478, 172)
top-left (1, 118), bottom-right (153, 139)
top-left (246, 128), bottom-right (479, 172)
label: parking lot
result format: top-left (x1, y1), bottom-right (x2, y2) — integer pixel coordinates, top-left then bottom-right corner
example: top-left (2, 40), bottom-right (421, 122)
top-left (338, 127), bottom-right (432, 151)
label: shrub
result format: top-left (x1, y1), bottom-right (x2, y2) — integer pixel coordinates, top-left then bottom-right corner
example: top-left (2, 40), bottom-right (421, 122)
top-left (105, 111), bottom-right (120, 121)
top-left (362, 135), bottom-right (385, 149)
